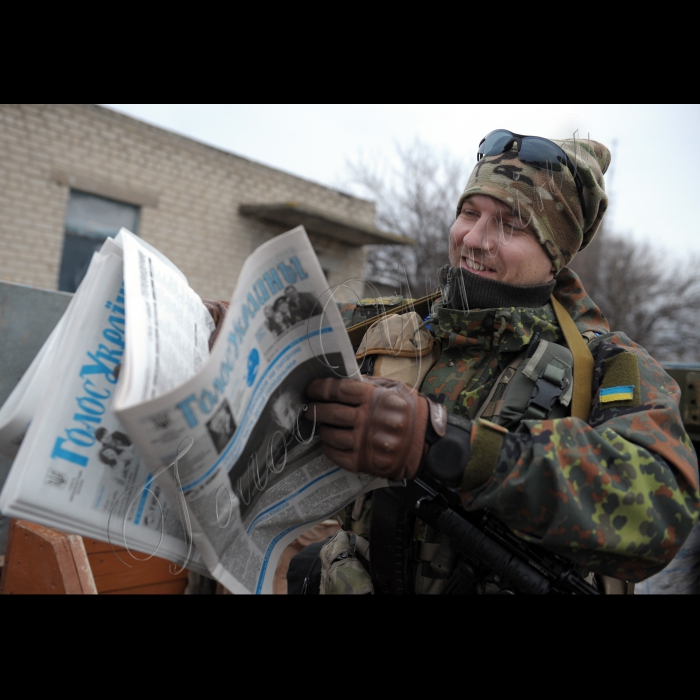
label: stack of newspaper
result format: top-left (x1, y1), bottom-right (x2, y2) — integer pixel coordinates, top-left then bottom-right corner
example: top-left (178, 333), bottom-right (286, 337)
top-left (0, 227), bottom-right (379, 593)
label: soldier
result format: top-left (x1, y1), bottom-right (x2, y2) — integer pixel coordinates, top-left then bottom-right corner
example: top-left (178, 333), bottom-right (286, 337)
top-left (303, 130), bottom-right (700, 594)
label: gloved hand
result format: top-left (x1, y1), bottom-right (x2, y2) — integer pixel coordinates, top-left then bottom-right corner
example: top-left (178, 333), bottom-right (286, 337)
top-left (305, 377), bottom-right (429, 481)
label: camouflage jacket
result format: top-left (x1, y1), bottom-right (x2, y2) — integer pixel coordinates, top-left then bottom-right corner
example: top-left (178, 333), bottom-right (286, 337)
top-left (420, 267), bottom-right (700, 582)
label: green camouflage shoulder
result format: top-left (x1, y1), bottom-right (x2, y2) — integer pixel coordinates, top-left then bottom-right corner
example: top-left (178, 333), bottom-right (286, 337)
top-left (460, 330), bottom-right (700, 582)
top-left (419, 277), bottom-right (699, 580)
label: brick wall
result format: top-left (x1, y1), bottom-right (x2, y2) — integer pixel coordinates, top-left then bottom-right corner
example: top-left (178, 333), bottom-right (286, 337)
top-left (0, 104), bottom-right (372, 299)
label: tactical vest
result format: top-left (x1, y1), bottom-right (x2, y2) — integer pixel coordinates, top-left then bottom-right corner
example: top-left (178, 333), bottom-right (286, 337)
top-left (353, 313), bottom-right (578, 593)
top-left (318, 302), bottom-right (632, 594)
top-left (353, 311), bottom-right (586, 432)
top-left (476, 337), bottom-right (575, 428)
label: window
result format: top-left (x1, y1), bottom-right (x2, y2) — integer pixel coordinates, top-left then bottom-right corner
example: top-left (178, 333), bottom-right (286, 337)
top-left (58, 191), bottom-right (139, 293)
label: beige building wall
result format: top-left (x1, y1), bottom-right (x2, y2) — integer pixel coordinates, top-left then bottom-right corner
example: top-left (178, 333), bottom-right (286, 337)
top-left (0, 104), bottom-right (377, 300)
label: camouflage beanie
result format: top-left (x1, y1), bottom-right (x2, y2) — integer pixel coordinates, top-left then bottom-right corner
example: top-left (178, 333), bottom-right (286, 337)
top-left (456, 138), bottom-right (611, 272)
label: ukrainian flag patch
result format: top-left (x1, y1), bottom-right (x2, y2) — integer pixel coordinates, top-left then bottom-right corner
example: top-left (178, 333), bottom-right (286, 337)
top-left (600, 385), bottom-right (635, 403)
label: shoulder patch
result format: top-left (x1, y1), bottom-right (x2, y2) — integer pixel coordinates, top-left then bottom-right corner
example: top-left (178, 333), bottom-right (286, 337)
top-left (600, 385), bottom-right (635, 403)
top-left (600, 352), bottom-right (641, 407)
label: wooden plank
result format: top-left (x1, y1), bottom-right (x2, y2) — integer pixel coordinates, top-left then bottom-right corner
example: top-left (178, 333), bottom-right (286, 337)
top-left (89, 550), bottom-right (188, 593)
top-left (82, 537), bottom-right (126, 554)
top-left (84, 536), bottom-right (190, 594)
top-left (0, 519), bottom-right (97, 594)
top-left (66, 534), bottom-right (98, 594)
top-left (87, 549), bottom-right (186, 577)
top-left (101, 578), bottom-right (189, 595)
top-left (93, 569), bottom-right (188, 593)
top-left (1, 520), bottom-right (185, 595)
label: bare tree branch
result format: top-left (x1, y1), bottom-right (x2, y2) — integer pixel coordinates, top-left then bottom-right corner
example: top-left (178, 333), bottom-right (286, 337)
top-left (346, 139), bottom-right (469, 296)
top-left (572, 234), bottom-right (700, 361)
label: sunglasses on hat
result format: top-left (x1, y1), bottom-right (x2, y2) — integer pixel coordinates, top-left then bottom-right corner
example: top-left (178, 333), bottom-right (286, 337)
top-left (477, 129), bottom-right (587, 219)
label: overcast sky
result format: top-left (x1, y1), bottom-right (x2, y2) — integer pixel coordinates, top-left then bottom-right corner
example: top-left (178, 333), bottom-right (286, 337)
top-left (103, 104), bottom-right (700, 259)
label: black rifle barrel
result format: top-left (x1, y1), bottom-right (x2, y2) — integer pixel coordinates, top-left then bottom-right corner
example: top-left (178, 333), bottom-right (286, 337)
top-left (410, 478), bottom-right (599, 595)
top-left (480, 512), bottom-right (599, 595)
top-left (435, 505), bottom-right (551, 595)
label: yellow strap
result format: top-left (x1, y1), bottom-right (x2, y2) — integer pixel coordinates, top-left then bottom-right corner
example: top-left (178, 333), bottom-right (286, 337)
top-left (550, 296), bottom-right (594, 422)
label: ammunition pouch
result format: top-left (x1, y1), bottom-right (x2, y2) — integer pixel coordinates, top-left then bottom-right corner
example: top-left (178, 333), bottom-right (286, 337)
top-left (478, 339), bottom-right (573, 430)
top-left (319, 529), bottom-right (373, 595)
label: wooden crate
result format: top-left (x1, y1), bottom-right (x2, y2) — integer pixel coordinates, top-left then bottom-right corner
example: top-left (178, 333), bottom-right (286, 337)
top-left (82, 537), bottom-right (189, 595)
top-left (0, 519), bottom-right (188, 595)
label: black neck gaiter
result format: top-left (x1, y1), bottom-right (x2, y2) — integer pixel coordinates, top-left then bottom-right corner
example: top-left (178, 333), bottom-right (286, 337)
top-left (438, 265), bottom-right (555, 311)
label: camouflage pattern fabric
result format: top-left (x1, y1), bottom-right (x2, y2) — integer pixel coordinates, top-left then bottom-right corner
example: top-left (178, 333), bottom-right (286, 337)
top-left (457, 138), bottom-right (611, 272)
top-left (319, 529), bottom-right (374, 595)
top-left (421, 266), bottom-right (700, 583)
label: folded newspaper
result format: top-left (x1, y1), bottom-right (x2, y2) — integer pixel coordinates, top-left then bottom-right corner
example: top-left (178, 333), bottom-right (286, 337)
top-left (0, 227), bottom-right (381, 593)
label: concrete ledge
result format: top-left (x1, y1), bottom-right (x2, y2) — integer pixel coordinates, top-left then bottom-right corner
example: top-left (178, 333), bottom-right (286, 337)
top-left (53, 169), bottom-right (159, 208)
top-left (239, 202), bottom-right (413, 247)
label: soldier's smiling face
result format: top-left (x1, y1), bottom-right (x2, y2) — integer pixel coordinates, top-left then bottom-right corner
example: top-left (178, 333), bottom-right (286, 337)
top-left (449, 195), bottom-right (555, 286)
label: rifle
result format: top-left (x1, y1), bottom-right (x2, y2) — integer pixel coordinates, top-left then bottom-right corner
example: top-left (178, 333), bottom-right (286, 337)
top-left (372, 476), bottom-right (599, 595)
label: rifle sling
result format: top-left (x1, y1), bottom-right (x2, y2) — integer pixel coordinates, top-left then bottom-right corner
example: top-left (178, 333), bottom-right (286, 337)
top-left (550, 295), bottom-right (594, 422)
top-left (346, 292), bottom-right (441, 349)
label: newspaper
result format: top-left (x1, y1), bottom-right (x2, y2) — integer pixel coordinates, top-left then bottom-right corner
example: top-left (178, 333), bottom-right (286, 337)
top-left (0, 234), bottom-right (211, 572)
top-left (0, 226), bottom-right (380, 592)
